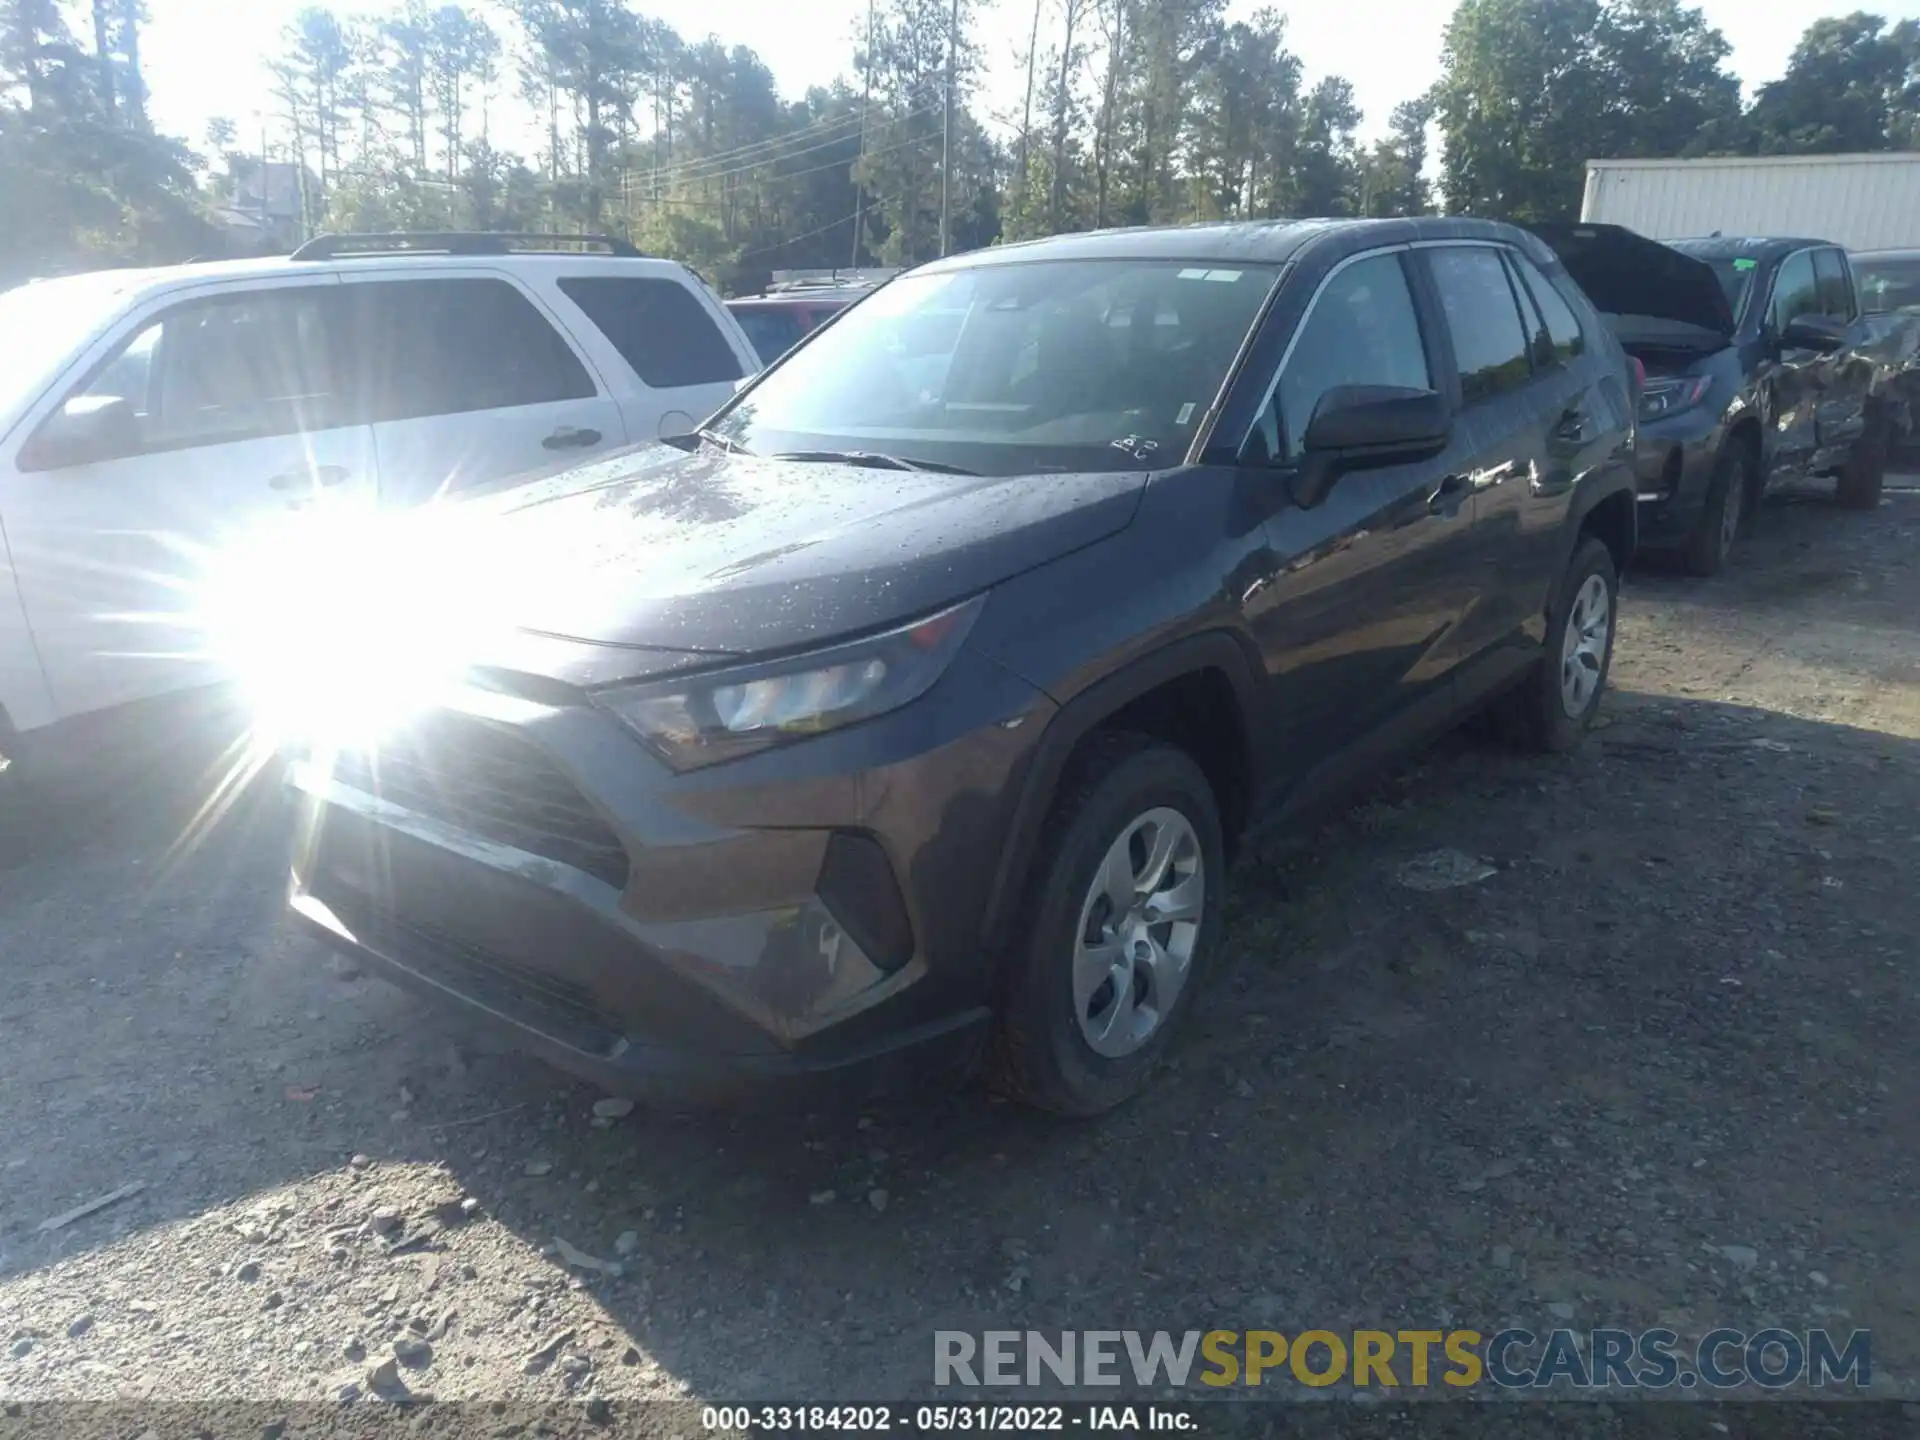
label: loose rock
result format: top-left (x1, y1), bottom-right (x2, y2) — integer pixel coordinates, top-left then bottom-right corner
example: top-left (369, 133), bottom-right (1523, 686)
top-left (591, 1097), bottom-right (635, 1121)
top-left (523, 1328), bottom-right (575, 1374)
top-left (66, 1315), bottom-right (93, 1338)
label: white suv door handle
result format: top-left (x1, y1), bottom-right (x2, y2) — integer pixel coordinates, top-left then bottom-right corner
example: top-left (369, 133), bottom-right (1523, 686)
top-left (268, 465), bottom-right (349, 490)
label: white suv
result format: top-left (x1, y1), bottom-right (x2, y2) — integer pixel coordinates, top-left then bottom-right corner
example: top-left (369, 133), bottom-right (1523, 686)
top-left (0, 233), bottom-right (760, 771)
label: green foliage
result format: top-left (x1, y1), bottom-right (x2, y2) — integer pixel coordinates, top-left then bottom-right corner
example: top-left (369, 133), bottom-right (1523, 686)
top-left (1745, 13), bottom-right (1920, 154)
top-left (3, 0), bottom-right (1914, 295)
top-left (1434, 0), bottom-right (1742, 221)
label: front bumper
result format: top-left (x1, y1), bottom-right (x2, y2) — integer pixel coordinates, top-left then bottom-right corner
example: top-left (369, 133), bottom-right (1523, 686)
top-left (1630, 409), bottom-right (1723, 547)
top-left (286, 648), bottom-right (1054, 1100)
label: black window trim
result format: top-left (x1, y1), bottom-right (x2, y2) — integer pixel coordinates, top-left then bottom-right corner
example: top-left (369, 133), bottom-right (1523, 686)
top-left (17, 281), bottom-right (355, 474)
top-left (1232, 242), bottom-right (1448, 465)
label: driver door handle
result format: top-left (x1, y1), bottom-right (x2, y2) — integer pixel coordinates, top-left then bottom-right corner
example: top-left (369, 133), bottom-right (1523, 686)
top-left (543, 426), bottom-right (603, 451)
top-left (268, 465), bottom-right (349, 490)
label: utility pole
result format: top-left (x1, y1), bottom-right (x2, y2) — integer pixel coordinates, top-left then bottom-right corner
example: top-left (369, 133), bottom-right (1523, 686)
top-left (851, 0), bottom-right (874, 269)
top-left (939, 0), bottom-right (958, 256)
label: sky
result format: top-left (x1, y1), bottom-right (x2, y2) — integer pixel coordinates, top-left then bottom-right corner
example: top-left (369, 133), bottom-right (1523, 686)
top-left (143, 0), bottom-right (1920, 159)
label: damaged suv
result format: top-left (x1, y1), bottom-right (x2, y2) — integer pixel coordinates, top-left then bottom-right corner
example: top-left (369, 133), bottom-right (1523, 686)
top-left (283, 219), bottom-right (1638, 1115)
top-left (1534, 224), bottom-right (1890, 576)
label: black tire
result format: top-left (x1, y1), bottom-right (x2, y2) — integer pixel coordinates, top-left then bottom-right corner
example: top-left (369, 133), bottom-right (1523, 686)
top-left (1836, 405), bottom-right (1889, 511)
top-left (990, 734), bottom-right (1226, 1117)
top-left (1495, 536), bottom-right (1619, 755)
top-left (1684, 442), bottom-right (1753, 577)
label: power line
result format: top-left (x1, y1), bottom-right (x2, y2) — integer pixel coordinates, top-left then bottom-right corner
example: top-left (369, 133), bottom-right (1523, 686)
top-left (737, 192), bottom-right (906, 260)
top-left (644, 108), bottom-right (869, 184)
top-left (636, 125), bottom-right (936, 197)
top-left (649, 100), bottom-right (942, 186)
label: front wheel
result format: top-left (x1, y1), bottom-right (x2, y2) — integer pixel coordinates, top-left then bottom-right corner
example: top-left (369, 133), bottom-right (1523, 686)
top-left (1684, 443), bottom-right (1753, 577)
top-left (991, 735), bottom-right (1226, 1117)
top-left (1495, 536), bottom-right (1619, 754)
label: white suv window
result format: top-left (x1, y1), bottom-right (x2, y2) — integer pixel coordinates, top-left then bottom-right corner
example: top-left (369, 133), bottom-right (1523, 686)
top-left (557, 276), bottom-right (743, 388)
top-left (343, 278), bottom-right (597, 423)
top-left (20, 287), bottom-right (347, 471)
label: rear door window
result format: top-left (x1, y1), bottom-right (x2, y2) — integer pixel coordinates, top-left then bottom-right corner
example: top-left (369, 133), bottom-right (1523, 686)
top-left (1813, 249), bottom-right (1857, 322)
top-left (1507, 252), bottom-right (1588, 367)
top-left (1428, 246), bottom-right (1534, 404)
top-left (559, 276), bottom-right (744, 387)
top-left (344, 278), bottom-right (596, 423)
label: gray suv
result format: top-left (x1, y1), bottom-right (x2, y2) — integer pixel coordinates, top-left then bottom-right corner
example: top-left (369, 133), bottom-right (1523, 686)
top-left (285, 218), bottom-right (1639, 1115)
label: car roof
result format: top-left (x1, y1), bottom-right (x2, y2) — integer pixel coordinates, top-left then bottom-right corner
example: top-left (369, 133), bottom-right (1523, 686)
top-left (909, 216), bottom-right (1547, 275)
top-left (1668, 236), bottom-right (1835, 262)
top-left (25, 251), bottom-right (704, 306)
top-left (728, 290), bottom-right (865, 307)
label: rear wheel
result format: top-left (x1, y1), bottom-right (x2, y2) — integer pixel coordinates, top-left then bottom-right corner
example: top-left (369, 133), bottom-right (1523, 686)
top-left (991, 735), bottom-right (1225, 1117)
top-left (1684, 442), bottom-right (1753, 577)
top-left (1495, 536), bottom-right (1618, 755)
top-left (1836, 405), bottom-right (1889, 511)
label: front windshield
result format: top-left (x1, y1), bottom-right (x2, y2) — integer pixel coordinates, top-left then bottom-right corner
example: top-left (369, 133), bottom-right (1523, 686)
top-left (0, 270), bottom-right (148, 421)
top-left (1856, 257), bottom-right (1920, 314)
top-left (710, 258), bottom-right (1279, 476)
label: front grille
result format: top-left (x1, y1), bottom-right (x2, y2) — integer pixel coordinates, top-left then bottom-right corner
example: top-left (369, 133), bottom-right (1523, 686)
top-left (349, 898), bottom-right (626, 1055)
top-left (329, 712), bottom-right (630, 889)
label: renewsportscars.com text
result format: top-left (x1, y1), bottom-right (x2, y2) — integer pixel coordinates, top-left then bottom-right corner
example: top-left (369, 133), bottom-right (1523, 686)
top-left (934, 1328), bottom-right (1871, 1391)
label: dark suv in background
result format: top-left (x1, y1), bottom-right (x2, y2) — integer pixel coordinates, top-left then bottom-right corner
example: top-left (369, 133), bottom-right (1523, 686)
top-left (1534, 224), bottom-right (1888, 576)
top-left (286, 217), bottom-right (1638, 1116)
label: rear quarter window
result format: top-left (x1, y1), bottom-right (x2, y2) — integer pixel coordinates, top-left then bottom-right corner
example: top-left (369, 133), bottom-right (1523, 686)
top-left (559, 276), bottom-right (744, 388)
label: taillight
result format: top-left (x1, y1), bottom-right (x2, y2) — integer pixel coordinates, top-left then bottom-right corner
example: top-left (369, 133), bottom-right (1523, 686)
top-left (1631, 356), bottom-right (1647, 395)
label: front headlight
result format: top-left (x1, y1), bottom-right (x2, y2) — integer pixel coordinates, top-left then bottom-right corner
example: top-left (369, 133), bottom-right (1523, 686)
top-left (1639, 375), bottom-right (1713, 420)
top-left (595, 595), bottom-right (985, 771)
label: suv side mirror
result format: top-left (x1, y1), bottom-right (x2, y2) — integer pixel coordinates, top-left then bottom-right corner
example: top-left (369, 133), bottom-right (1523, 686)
top-left (1781, 313), bottom-right (1847, 353)
top-left (1292, 385), bottom-right (1452, 509)
top-left (18, 395), bottom-right (141, 472)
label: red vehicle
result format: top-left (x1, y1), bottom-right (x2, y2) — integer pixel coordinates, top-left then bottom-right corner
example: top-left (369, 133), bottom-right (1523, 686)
top-left (727, 279), bottom-right (875, 366)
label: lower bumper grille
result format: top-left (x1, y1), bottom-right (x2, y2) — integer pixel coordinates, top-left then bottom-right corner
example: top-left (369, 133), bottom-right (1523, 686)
top-left (348, 898), bottom-right (627, 1055)
top-left (327, 712), bottom-right (630, 889)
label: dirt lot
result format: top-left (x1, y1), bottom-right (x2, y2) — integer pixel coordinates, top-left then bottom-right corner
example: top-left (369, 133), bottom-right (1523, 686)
top-left (1, 480), bottom-right (1916, 1414)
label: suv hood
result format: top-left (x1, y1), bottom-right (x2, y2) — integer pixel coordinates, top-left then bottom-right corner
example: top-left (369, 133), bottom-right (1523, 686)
top-left (1528, 222), bottom-right (1734, 339)
top-left (443, 444), bottom-right (1146, 686)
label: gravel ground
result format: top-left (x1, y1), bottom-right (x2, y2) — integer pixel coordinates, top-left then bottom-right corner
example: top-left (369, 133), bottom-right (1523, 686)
top-left (1, 480), bottom-right (1916, 1414)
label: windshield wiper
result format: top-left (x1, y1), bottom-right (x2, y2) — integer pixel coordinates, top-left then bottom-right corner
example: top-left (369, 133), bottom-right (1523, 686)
top-left (663, 426), bottom-right (751, 455)
top-left (772, 449), bottom-right (978, 476)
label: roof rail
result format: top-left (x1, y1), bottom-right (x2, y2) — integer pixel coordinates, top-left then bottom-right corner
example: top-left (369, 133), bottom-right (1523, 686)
top-left (289, 231), bottom-right (645, 261)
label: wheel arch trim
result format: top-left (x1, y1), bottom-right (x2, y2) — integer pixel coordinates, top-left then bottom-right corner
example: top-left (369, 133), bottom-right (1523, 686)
top-left (978, 630), bottom-right (1262, 957)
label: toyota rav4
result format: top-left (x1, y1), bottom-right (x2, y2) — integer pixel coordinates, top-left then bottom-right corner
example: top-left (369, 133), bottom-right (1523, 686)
top-left (282, 218), bottom-right (1639, 1115)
